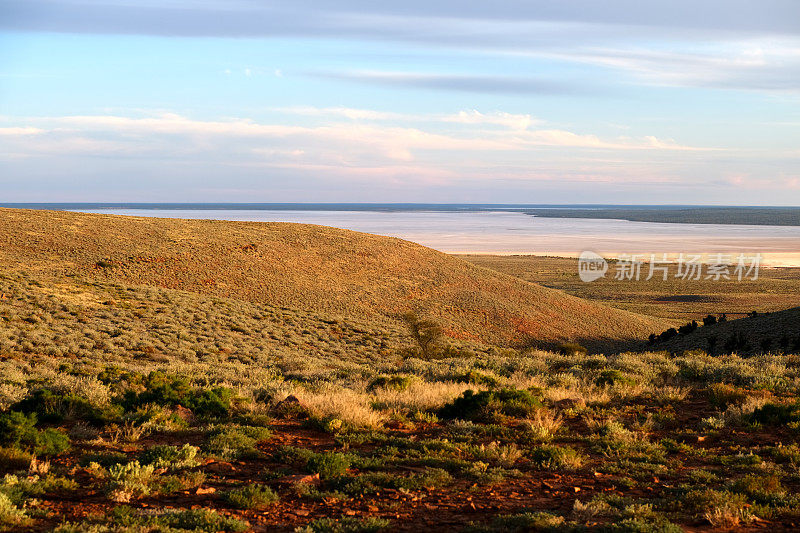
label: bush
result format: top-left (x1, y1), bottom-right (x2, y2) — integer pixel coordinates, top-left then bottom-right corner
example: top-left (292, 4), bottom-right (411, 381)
top-left (366, 376), bottom-right (415, 393)
top-left (106, 461), bottom-right (156, 502)
top-left (751, 402), bottom-right (800, 425)
top-left (139, 444), bottom-right (200, 470)
top-left (327, 468), bottom-right (452, 496)
top-left (121, 371), bottom-right (236, 418)
top-left (0, 447), bottom-right (33, 472)
top-left (558, 342), bottom-right (588, 356)
top-left (0, 492), bottom-right (28, 529)
top-left (530, 445), bottom-right (584, 470)
top-left (596, 369), bottom-right (635, 387)
top-left (158, 508), bottom-right (249, 532)
top-left (297, 516), bottom-right (391, 533)
top-left (307, 451), bottom-right (352, 480)
top-left (453, 370), bottom-right (500, 388)
top-left (732, 473), bottom-right (785, 502)
top-left (224, 484), bottom-right (279, 509)
top-left (440, 389), bottom-right (542, 422)
top-left (12, 388), bottom-right (108, 424)
top-left (707, 383), bottom-right (748, 408)
top-left (402, 312), bottom-right (443, 359)
top-left (203, 426), bottom-right (271, 460)
top-left (0, 411), bottom-right (70, 456)
top-left (472, 511), bottom-right (565, 532)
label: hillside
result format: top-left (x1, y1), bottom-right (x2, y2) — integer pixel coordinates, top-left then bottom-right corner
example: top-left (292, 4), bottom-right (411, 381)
top-left (651, 307), bottom-right (800, 355)
top-left (0, 208), bottom-right (667, 349)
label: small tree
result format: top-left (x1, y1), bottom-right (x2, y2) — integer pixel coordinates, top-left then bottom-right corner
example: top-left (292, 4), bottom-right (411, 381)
top-left (402, 311), bottom-right (443, 359)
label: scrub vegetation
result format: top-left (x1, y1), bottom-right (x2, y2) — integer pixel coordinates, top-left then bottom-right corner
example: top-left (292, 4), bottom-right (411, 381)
top-left (0, 209), bottom-right (799, 531)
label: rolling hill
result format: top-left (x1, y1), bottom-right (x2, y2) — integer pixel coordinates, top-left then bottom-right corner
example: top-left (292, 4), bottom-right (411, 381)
top-left (0, 208), bottom-right (669, 350)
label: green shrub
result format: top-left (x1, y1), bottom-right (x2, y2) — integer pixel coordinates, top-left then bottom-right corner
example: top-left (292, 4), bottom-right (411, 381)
top-left (596, 369), bottom-right (635, 387)
top-left (707, 383), bottom-right (749, 408)
top-left (439, 388), bottom-right (542, 422)
top-left (79, 451), bottom-right (129, 468)
top-left (139, 444), bottom-right (200, 470)
top-left (0, 447), bottom-right (33, 472)
top-left (530, 445), bottom-right (584, 470)
top-left (158, 508), bottom-right (249, 532)
top-left (224, 484), bottom-right (279, 509)
top-left (366, 375), bottom-right (415, 392)
top-left (751, 402), bottom-right (800, 425)
top-left (296, 516), bottom-right (390, 533)
top-left (454, 370), bottom-right (500, 388)
top-left (306, 452), bottom-right (352, 479)
top-left (601, 519), bottom-right (683, 533)
top-left (558, 342), bottom-right (588, 356)
top-left (203, 426), bottom-right (271, 460)
top-left (106, 461), bottom-right (156, 502)
top-left (156, 471), bottom-right (206, 494)
top-left (0, 492), bottom-right (28, 529)
top-left (329, 469), bottom-right (453, 496)
top-left (0, 411), bottom-right (70, 456)
top-left (471, 511), bottom-right (565, 532)
top-left (121, 371), bottom-right (236, 418)
top-left (12, 388), bottom-right (114, 424)
top-left (732, 473), bottom-right (785, 503)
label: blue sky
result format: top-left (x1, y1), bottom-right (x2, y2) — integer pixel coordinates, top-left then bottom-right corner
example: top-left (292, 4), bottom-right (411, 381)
top-left (1, 0), bottom-right (799, 203)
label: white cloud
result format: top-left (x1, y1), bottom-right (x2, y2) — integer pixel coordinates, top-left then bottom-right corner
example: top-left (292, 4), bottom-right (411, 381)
top-left (442, 110), bottom-right (538, 131)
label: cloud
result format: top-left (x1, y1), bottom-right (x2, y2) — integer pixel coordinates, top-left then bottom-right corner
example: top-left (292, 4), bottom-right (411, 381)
top-left (313, 70), bottom-right (588, 95)
top-left (274, 106), bottom-right (404, 121)
top-left (1, 112), bottom-right (707, 159)
top-left (534, 39), bottom-right (800, 92)
top-left (2, 1), bottom-right (798, 37)
top-left (3, 1), bottom-right (799, 94)
top-left (441, 110), bottom-right (539, 131)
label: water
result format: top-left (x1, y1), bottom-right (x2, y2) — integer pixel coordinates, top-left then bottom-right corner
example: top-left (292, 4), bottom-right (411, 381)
top-left (54, 206), bottom-right (800, 266)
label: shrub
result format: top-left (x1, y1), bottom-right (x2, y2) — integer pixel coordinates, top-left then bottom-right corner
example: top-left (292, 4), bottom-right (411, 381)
top-left (307, 451), bottom-right (352, 480)
top-left (596, 369), bottom-right (635, 387)
top-left (0, 492), bottom-right (28, 529)
top-left (751, 402), bottom-right (800, 425)
top-left (157, 471), bottom-right (206, 494)
top-left (366, 376), bottom-right (415, 393)
top-left (707, 383), bottom-right (748, 408)
top-left (0, 411), bottom-right (70, 456)
top-left (106, 461), bottom-right (156, 502)
top-left (402, 312), bottom-right (443, 359)
top-left (224, 484), bottom-right (279, 509)
top-left (474, 511), bottom-right (565, 532)
top-left (0, 447), bottom-right (33, 472)
top-left (530, 445), bottom-right (584, 470)
top-left (121, 371), bottom-right (236, 418)
top-left (158, 508), bottom-right (249, 532)
top-left (203, 426), bottom-right (271, 460)
top-left (12, 388), bottom-right (107, 424)
top-left (602, 519), bottom-right (683, 533)
top-left (732, 473), bottom-right (785, 502)
top-left (558, 342), bottom-right (588, 356)
top-left (440, 388), bottom-right (542, 422)
top-left (297, 516), bottom-right (390, 533)
top-left (454, 370), bottom-right (500, 388)
top-left (139, 444), bottom-right (200, 470)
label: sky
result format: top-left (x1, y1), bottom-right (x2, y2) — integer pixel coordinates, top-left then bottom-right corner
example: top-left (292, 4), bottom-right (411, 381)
top-left (1, 1), bottom-right (799, 204)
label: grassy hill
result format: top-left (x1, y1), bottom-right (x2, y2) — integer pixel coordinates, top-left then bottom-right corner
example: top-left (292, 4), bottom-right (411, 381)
top-left (650, 307), bottom-right (800, 355)
top-left (0, 208), bottom-right (667, 350)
